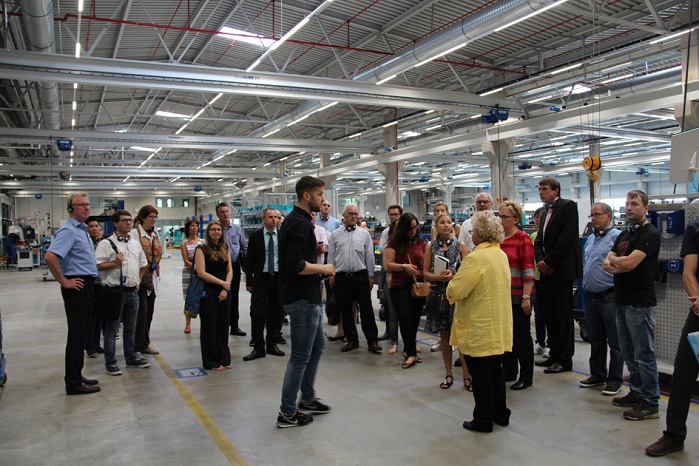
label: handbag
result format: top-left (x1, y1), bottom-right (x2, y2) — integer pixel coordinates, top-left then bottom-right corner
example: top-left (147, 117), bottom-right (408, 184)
top-left (424, 290), bottom-right (448, 316)
top-left (325, 285), bottom-right (341, 326)
top-left (93, 239), bottom-right (123, 321)
top-left (407, 255), bottom-right (430, 298)
top-left (184, 246), bottom-right (205, 318)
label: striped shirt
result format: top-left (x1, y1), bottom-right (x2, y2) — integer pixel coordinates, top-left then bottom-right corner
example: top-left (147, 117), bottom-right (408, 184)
top-left (500, 229), bottom-right (536, 304)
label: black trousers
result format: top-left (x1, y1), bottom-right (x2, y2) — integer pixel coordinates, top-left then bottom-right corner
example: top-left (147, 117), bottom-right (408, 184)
top-left (135, 287), bottom-right (156, 352)
top-left (61, 276), bottom-right (95, 389)
top-left (538, 276), bottom-right (575, 366)
top-left (249, 274), bottom-right (283, 351)
top-left (334, 271), bottom-right (378, 344)
top-left (200, 290), bottom-right (231, 369)
top-left (464, 354), bottom-right (509, 428)
top-left (229, 261), bottom-right (241, 329)
top-left (503, 303), bottom-right (534, 382)
top-left (390, 285), bottom-right (426, 357)
top-left (665, 310), bottom-right (699, 442)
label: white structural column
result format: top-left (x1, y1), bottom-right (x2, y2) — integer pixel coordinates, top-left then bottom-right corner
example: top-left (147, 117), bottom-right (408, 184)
top-left (439, 167), bottom-right (455, 209)
top-left (674, 28), bottom-right (699, 129)
top-left (483, 137), bottom-right (516, 204)
top-left (378, 115), bottom-right (403, 208)
top-left (358, 194), bottom-right (366, 218)
top-left (320, 154), bottom-right (338, 213)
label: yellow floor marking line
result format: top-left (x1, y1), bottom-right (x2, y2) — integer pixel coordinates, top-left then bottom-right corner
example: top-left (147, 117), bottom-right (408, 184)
top-left (154, 353), bottom-right (248, 465)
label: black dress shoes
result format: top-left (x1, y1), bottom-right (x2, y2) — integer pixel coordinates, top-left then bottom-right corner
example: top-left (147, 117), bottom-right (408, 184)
top-left (543, 363), bottom-right (572, 374)
top-left (66, 383), bottom-right (101, 395)
top-left (511, 380), bottom-right (533, 390)
top-left (326, 335), bottom-right (345, 341)
top-left (462, 420), bottom-right (493, 433)
top-left (367, 341), bottom-right (382, 353)
top-left (276, 335), bottom-right (287, 345)
top-left (535, 358), bottom-right (556, 367)
top-left (377, 332), bottom-right (390, 341)
top-left (81, 376), bottom-right (99, 386)
top-left (266, 345), bottom-right (285, 357)
top-left (494, 408), bottom-right (511, 426)
top-left (243, 349), bottom-right (266, 361)
top-left (341, 341), bottom-right (360, 352)
top-left (230, 326), bottom-right (247, 336)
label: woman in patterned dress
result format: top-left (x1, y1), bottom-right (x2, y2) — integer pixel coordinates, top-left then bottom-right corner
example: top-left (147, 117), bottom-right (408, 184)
top-left (423, 213), bottom-right (471, 390)
top-left (181, 218), bottom-right (204, 334)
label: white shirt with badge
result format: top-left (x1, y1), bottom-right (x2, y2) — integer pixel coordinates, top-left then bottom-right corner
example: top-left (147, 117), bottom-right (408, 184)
top-left (95, 235), bottom-right (148, 288)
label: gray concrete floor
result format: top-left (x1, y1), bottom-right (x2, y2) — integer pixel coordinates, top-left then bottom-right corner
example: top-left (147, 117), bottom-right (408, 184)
top-left (1, 256), bottom-right (698, 466)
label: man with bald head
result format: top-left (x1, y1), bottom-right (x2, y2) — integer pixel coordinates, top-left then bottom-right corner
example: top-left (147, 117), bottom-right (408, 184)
top-left (458, 193), bottom-right (494, 252)
top-left (328, 204), bottom-right (381, 353)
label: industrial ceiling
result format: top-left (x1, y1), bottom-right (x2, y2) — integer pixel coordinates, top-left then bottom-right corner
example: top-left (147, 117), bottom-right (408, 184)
top-left (0, 0), bottom-right (693, 204)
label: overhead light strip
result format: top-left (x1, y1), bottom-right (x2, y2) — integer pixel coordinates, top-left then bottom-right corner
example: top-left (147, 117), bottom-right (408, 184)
top-left (494, 0), bottom-right (570, 32)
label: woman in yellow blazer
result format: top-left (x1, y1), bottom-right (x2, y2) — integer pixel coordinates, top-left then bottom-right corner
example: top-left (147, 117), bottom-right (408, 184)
top-left (447, 211), bottom-right (513, 433)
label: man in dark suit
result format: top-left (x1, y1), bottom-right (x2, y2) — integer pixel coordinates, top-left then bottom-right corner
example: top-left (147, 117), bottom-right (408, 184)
top-left (242, 208), bottom-right (285, 361)
top-left (534, 176), bottom-right (582, 374)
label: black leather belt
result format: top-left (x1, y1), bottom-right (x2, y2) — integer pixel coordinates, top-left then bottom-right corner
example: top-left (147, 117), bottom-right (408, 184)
top-left (337, 270), bottom-right (367, 277)
top-left (586, 287), bottom-right (614, 299)
top-left (123, 286), bottom-right (137, 291)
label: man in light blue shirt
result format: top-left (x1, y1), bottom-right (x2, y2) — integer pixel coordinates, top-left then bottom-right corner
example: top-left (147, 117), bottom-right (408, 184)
top-left (217, 202), bottom-right (248, 336)
top-left (45, 192), bottom-right (100, 396)
top-left (316, 200), bottom-right (341, 233)
top-left (580, 202), bottom-right (623, 395)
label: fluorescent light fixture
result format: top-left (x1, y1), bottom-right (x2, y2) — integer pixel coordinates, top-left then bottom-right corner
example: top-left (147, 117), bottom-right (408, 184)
top-left (218, 27), bottom-right (275, 48)
top-left (551, 62), bottom-right (582, 75)
top-left (418, 43), bottom-right (467, 67)
top-left (600, 140), bottom-right (624, 145)
top-left (601, 62), bottom-right (632, 73)
top-left (298, 151), bottom-right (306, 155)
top-left (78, 0), bottom-right (84, 12)
top-left (494, 0), bottom-right (569, 32)
top-left (479, 164), bottom-right (491, 168)
top-left (202, 161), bottom-right (212, 167)
top-left (263, 162), bottom-right (272, 167)
top-left (262, 128), bottom-right (280, 138)
top-left (75, 43), bottom-right (81, 58)
top-left (156, 111), bottom-right (190, 119)
top-left (527, 85), bottom-right (551, 93)
top-left (423, 110), bottom-right (435, 115)
top-left (130, 146), bottom-right (157, 152)
top-left (650, 27), bottom-right (697, 45)
top-left (471, 114), bottom-right (481, 119)
top-left (123, 176), bottom-right (130, 183)
top-left (376, 74), bottom-right (397, 85)
top-left (72, 101), bottom-right (77, 111)
top-left (71, 118), bottom-right (76, 127)
top-left (624, 142), bottom-right (644, 147)
top-left (217, 178), bottom-right (224, 182)
top-left (349, 133), bottom-right (362, 138)
top-left (289, 115), bottom-right (310, 126)
top-left (479, 87), bottom-right (503, 97)
top-left (213, 154), bottom-right (225, 161)
top-left (550, 135), bottom-right (569, 141)
top-left (318, 101), bottom-right (339, 111)
top-left (169, 177), bottom-right (180, 183)
top-left (600, 73), bottom-right (634, 84)
top-left (563, 84), bottom-right (591, 94)
top-left (73, 83), bottom-right (78, 89)
top-left (382, 121), bottom-right (398, 128)
top-left (650, 162), bottom-right (664, 165)
top-left (527, 95), bottom-right (551, 104)
top-left (472, 151), bottom-right (484, 155)
top-left (224, 149), bottom-right (238, 155)
top-left (425, 125), bottom-right (442, 131)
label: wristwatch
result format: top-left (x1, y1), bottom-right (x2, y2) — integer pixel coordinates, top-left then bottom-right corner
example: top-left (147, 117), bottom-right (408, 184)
top-left (522, 294), bottom-right (531, 300)
top-left (402, 264), bottom-right (407, 271)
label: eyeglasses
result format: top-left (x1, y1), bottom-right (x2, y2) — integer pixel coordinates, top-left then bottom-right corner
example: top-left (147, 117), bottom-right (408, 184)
top-left (588, 213), bottom-right (609, 218)
top-left (72, 203), bottom-right (90, 208)
top-left (476, 200), bottom-right (491, 204)
top-left (119, 218), bottom-right (133, 223)
top-left (147, 215), bottom-right (158, 220)
top-left (346, 212), bottom-right (359, 216)
top-left (499, 215), bottom-right (513, 220)
top-left (209, 228), bottom-right (222, 232)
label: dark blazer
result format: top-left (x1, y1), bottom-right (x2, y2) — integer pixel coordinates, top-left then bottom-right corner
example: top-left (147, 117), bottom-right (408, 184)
top-left (244, 227), bottom-right (277, 288)
top-left (534, 198), bottom-right (582, 281)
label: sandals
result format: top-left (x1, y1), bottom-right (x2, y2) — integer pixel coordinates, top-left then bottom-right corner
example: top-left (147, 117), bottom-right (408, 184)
top-left (440, 375), bottom-right (454, 389)
top-left (184, 326), bottom-right (191, 334)
top-left (464, 377), bottom-right (473, 392)
top-left (388, 345), bottom-right (398, 355)
top-left (212, 366), bottom-right (225, 371)
top-left (402, 357), bottom-right (421, 369)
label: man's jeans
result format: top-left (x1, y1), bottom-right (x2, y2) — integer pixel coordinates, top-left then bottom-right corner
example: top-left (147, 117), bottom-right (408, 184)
top-left (584, 291), bottom-right (623, 384)
top-left (616, 303), bottom-right (659, 406)
top-left (280, 299), bottom-right (325, 416)
top-left (104, 289), bottom-right (140, 367)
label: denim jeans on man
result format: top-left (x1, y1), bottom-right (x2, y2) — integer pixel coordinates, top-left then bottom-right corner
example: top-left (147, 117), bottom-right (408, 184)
top-left (584, 291), bottom-right (623, 384)
top-left (616, 304), bottom-right (659, 406)
top-left (280, 299), bottom-right (325, 416)
top-left (104, 289), bottom-right (140, 367)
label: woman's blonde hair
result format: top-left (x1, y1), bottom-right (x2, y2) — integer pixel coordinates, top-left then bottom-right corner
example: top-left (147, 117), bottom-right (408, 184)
top-left (433, 201), bottom-right (449, 214)
top-left (471, 211), bottom-right (504, 244)
top-left (433, 213), bottom-right (454, 238)
top-left (499, 200), bottom-right (523, 225)
top-left (205, 221), bottom-right (229, 262)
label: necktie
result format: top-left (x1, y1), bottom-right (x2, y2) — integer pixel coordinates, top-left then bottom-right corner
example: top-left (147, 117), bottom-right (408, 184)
top-left (267, 232), bottom-right (275, 274)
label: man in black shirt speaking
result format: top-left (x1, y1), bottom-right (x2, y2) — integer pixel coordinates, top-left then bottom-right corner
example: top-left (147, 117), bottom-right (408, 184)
top-left (276, 176), bottom-right (336, 428)
top-left (603, 190), bottom-right (661, 422)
